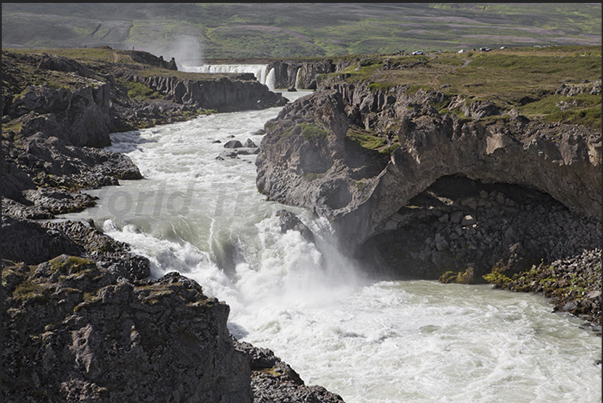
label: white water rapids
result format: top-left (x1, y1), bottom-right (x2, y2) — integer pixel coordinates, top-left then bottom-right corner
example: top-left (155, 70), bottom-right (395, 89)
top-left (60, 89), bottom-right (601, 402)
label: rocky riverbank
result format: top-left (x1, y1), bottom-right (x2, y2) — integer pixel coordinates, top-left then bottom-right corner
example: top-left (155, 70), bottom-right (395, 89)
top-left (255, 79), bottom-right (602, 326)
top-left (2, 49), bottom-right (343, 402)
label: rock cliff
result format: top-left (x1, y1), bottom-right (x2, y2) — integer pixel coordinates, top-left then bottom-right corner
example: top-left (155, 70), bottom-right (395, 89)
top-left (256, 82), bottom-right (602, 324)
top-left (3, 250), bottom-right (252, 402)
top-left (130, 74), bottom-right (288, 112)
top-left (257, 86), bottom-right (601, 245)
top-left (270, 60), bottom-right (339, 90)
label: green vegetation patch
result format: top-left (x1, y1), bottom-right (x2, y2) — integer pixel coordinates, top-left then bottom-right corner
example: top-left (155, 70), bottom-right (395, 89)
top-left (300, 123), bottom-right (328, 141)
top-left (330, 46), bottom-right (601, 128)
top-left (518, 93), bottom-right (602, 129)
top-left (122, 80), bottom-right (160, 100)
top-left (346, 128), bottom-right (387, 150)
top-left (282, 123), bottom-right (329, 142)
top-left (483, 271), bottom-right (513, 287)
top-left (49, 255), bottom-right (97, 277)
top-left (544, 105), bottom-right (602, 129)
top-left (304, 172), bottom-right (326, 182)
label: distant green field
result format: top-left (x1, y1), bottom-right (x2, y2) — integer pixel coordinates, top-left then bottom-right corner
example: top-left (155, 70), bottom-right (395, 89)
top-left (2, 3), bottom-right (601, 61)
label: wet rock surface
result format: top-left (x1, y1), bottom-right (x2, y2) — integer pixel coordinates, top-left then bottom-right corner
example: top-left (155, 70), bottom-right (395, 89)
top-left (276, 209), bottom-right (316, 243)
top-left (235, 341), bottom-right (345, 403)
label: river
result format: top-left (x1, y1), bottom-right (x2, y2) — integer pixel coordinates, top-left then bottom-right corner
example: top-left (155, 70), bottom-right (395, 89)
top-left (60, 89), bottom-right (602, 402)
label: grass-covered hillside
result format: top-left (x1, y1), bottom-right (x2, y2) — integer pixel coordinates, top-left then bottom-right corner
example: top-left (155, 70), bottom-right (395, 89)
top-left (326, 45), bottom-right (602, 129)
top-left (2, 3), bottom-right (601, 62)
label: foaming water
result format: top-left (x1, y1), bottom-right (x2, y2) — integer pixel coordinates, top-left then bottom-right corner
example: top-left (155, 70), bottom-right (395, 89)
top-left (60, 90), bottom-right (601, 402)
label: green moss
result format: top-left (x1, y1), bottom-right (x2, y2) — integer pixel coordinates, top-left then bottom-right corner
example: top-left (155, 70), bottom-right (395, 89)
top-left (368, 82), bottom-right (397, 91)
top-left (483, 271), bottom-right (513, 287)
top-left (304, 172), bottom-right (326, 181)
top-left (300, 123), bottom-right (328, 141)
top-left (13, 279), bottom-right (47, 302)
top-left (480, 114), bottom-right (512, 125)
top-left (2, 120), bottom-right (23, 134)
top-left (282, 123), bottom-right (328, 142)
top-left (440, 268), bottom-right (475, 284)
top-left (346, 128), bottom-right (386, 150)
top-left (544, 105), bottom-right (602, 129)
top-left (49, 255), bottom-right (96, 276)
top-left (122, 80), bottom-right (160, 100)
top-left (406, 85), bottom-right (432, 95)
top-left (428, 98), bottom-right (451, 111)
top-left (264, 121), bottom-right (277, 131)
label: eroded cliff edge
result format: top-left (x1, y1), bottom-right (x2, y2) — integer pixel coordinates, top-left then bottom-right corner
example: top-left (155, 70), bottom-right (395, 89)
top-left (256, 80), bottom-right (602, 325)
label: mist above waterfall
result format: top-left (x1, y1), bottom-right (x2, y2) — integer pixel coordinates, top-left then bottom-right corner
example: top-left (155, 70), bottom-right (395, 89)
top-left (137, 34), bottom-right (204, 69)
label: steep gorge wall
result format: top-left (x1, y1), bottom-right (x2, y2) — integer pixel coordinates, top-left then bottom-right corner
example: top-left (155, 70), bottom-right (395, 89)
top-left (269, 59), bottom-right (351, 89)
top-left (256, 84), bottom-right (602, 251)
top-left (130, 74), bottom-right (287, 112)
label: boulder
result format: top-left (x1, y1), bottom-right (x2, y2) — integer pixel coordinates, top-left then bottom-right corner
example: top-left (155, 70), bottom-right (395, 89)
top-left (275, 210), bottom-right (315, 243)
top-left (224, 140), bottom-right (243, 149)
top-left (243, 138), bottom-right (257, 148)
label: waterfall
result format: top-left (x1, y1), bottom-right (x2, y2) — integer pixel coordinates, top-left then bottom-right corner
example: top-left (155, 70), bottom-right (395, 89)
top-left (295, 67), bottom-right (302, 90)
top-left (182, 64), bottom-right (271, 87)
top-left (265, 68), bottom-right (275, 91)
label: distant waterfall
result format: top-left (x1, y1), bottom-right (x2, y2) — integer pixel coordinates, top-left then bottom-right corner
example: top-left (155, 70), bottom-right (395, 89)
top-left (294, 67), bottom-right (302, 90)
top-left (265, 68), bottom-right (275, 91)
top-left (182, 64), bottom-right (272, 88)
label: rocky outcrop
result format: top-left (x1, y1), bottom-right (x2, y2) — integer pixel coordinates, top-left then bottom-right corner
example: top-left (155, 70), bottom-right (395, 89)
top-left (2, 132), bottom-right (142, 219)
top-left (235, 341), bottom-right (344, 403)
top-left (257, 87), bottom-right (601, 250)
top-left (2, 252), bottom-right (252, 402)
top-left (270, 59), bottom-right (340, 90)
top-left (255, 84), bottom-right (601, 323)
top-left (276, 210), bottom-right (315, 243)
top-left (7, 82), bottom-right (117, 148)
top-left (130, 74), bottom-right (288, 112)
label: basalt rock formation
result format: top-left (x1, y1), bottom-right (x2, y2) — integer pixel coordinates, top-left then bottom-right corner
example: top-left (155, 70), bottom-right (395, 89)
top-left (256, 82), bottom-right (602, 324)
top-left (270, 60), bottom-right (339, 90)
top-left (129, 74), bottom-right (288, 112)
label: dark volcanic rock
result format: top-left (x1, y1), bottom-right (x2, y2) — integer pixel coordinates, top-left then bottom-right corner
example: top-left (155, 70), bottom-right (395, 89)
top-left (14, 83), bottom-right (117, 148)
top-left (2, 216), bottom-right (84, 264)
top-left (131, 74), bottom-right (288, 112)
top-left (276, 210), bottom-right (315, 243)
top-left (257, 86), bottom-right (601, 251)
top-left (2, 264), bottom-right (252, 402)
top-left (244, 138), bottom-right (258, 148)
top-left (224, 139), bottom-right (244, 149)
top-left (234, 341), bottom-right (344, 403)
